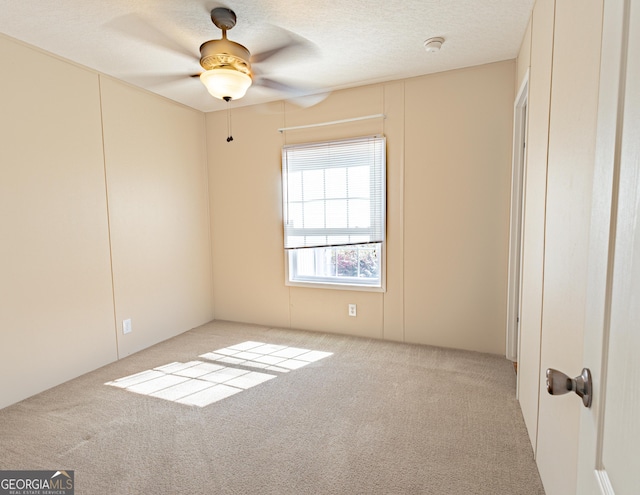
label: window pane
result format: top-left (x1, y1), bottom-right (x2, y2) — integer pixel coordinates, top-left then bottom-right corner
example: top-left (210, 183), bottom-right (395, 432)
top-left (287, 171), bottom-right (303, 202)
top-left (358, 247), bottom-right (380, 278)
top-left (335, 248), bottom-right (358, 277)
top-left (348, 199), bottom-right (370, 228)
top-left (349, 235), bottom-right (369, 244)
top-left (303, 200), bottom-right (325, 228)
top-left (294, 248), bottom-right (316, 276)
top-left (325, 168), bottom-right (347, 199)
top-left (307, 236), bottom-right (327, 246)
top-left (288, 243), bottom-right (382, 287)
top-left (327, 235), bottom-right (349, 245)
top-left (326, 199), bottom-right (347, 228)
top-left (287, 203), bottom-right (303, 228)
top-left (282, 136), bottom-right (385, 250)
top-left (302, 169), bottom-right (325, 201)
top-left (288, 236), bottom-right (305, 247)
top-left (348, 166), bottom-right (370, 198)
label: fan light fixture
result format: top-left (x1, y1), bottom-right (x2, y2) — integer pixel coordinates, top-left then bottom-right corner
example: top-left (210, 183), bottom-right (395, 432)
top-left (198, 8), bottom-right (254, 101)
top-left (200, 69), bottom-right (252, 100)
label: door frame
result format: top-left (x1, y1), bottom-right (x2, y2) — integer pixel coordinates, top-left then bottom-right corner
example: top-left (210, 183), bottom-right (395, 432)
top-left (506, 72), bottom-right (529, 363)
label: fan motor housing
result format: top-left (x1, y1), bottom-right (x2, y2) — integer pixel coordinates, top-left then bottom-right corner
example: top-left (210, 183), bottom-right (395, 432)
top-left (200, 39), bottom-right (252, 75)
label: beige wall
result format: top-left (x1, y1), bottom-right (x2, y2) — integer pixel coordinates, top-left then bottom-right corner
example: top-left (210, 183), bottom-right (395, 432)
top-left (101, 78), bottom-right (213, 358)
top-left (207, 101), bottom-right (291, 329)
top-left (404, 62), bottom-right (515, 353)
top-left (208, 61), bottom-right (515, 354)
top-left (0, 35), bottom-right (116, 410)
top-left (0, 35), bottom-right (213, 409)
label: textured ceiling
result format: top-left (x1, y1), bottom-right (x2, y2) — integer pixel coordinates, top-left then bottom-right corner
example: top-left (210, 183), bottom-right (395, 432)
top-left (0, 0), bottom-right (534, 112)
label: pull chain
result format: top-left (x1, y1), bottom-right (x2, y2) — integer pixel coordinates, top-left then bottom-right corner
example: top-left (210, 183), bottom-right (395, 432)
top-left (224, 96), bottom-right (233, 142)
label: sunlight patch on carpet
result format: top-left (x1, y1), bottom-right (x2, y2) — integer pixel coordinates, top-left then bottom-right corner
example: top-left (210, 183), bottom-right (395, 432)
top-left (199, 341), bottom-right (333, 373)
top-left (105, 342), bottom-right (332, 407)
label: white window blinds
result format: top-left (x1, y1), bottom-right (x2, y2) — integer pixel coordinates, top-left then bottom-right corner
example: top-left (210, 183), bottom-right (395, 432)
top-left (282, 135), bottom-right (386, 250)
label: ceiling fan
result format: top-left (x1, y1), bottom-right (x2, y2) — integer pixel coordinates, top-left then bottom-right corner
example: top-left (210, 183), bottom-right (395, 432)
top-left (108, 6), bottom-right (326, 108)
top-left (197, 7), bottom-right (316, 103)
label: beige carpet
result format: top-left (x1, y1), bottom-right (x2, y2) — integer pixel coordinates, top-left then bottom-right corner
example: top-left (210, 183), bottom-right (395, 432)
top-left (0, 321), bottom-right (545, 494)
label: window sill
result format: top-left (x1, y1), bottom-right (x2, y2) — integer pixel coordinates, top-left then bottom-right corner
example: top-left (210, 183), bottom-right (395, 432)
top-left (285, 279), bottom-right (386, 292)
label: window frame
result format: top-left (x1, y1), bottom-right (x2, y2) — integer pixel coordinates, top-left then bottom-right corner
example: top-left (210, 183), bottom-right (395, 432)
top-left (282, 135), bottom-right (386, 291)
top-left (285, 242), bottom-right (386, 292)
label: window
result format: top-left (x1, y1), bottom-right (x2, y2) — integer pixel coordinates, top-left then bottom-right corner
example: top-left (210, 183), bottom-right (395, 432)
top-left (282, 135), bottom-right (386, 289)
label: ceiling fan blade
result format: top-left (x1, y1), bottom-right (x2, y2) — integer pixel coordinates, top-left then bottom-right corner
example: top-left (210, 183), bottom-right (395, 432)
top-left (251, 43), bottom-right (296, 64)
top-left (287, 92), bottom-right (330, 108)
top-left (125, 73), bottom-right (192, 86)
top-left (255, 77), bottom-right (305, 95)
top-left (255, 77), bottom-right (329, 107)
top-left (250, 29), bottom-right (319, 65)
top-left (116, 72), bottom-right (204, 94)
top-left (105, 13), bottom-right (196, 60)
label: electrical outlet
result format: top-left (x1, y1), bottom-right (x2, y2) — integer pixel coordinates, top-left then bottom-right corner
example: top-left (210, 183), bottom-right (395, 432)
top-left (348, 304), bottom-right (357, 317)
top-left (123, 318), bottom-right (132, 334)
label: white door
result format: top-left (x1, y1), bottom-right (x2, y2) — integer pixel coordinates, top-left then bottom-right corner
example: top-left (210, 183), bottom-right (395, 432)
top-left (577, 0), bottom-right (640, 493)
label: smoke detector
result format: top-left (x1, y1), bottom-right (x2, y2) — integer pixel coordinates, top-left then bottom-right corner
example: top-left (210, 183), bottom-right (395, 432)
top-left (424, 37), bottom-right (445, 53)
